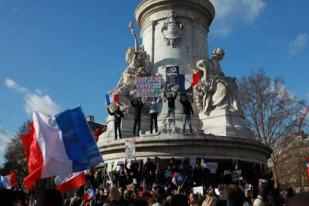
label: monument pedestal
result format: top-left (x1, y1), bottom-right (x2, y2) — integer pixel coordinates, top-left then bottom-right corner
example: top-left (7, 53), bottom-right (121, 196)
top-left (98, 133), bottom-right (271, 172)
top-left (199, 108), bottom-right (254, 138)
top-left (98, 0), bottom-right (271, 171)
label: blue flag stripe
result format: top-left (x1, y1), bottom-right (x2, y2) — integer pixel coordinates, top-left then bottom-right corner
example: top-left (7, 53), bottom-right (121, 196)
top-left (105, 94), bottom-right (111, 105)
top-left (55, 107), bottom-right (103, 172)
top-left (178, 74), bottom-right (186, 92)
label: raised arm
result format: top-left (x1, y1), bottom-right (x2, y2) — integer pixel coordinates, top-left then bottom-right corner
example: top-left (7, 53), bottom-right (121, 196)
top-left (156, 96), bottom-right (161, 103)
top-left (107, 107), bottom-right (113, 115)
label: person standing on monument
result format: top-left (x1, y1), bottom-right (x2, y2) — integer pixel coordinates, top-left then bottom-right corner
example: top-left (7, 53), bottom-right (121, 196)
top-left (149, 96), bottom-right (161, 134)
top-left (180, 94), bottom-right (194, 134)
top-left (131, 97), bottom-right (144, 137)
top-left (107, 103), bottom-right (124, 140)
top-left (164, 91), bottom-right (178, 123)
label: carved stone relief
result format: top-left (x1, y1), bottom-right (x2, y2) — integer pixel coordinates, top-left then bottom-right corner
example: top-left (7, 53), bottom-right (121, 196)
top-left (161, 12), bottom-right (184, 47)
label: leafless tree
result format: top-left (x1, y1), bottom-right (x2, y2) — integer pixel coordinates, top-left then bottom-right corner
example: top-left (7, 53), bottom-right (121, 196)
top-left (238, 70), bottom-right (306, 148)
top-left (0, 121), bottom-right (54, 193)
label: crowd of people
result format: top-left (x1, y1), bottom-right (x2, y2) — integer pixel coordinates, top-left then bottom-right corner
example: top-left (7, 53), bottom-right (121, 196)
top-left (1, 157), bottom-right (307, 206)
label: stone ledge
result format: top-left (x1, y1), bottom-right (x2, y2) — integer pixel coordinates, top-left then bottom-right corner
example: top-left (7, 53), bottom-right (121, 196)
top-left (98, 134), bottom-right (272, 163)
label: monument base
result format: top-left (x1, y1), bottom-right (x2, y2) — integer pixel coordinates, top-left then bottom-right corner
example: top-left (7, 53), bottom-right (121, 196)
top-left (199, 108), bottom-right (254, 138)
top-left (98, 133), bottom-right (271, 171)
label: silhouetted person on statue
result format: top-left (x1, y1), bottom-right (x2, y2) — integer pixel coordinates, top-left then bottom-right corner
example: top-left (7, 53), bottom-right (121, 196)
top-left (164, 91), bottom-right (178, 123)
top-left (131, 97), bottom-right (144, 137)
top-left (149, 97), bottom-right (161, 134)
top-left (180, 94), bottom-right (194, 134)
top-left (107, 103), bottom-right (124, 140)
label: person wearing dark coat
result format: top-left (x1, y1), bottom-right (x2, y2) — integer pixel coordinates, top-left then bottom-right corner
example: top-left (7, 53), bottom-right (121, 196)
top-left (131, 98), bottom-right (144, 137)
top-left (180, 95), bottom-right (194, 133)
top-left (107, 103), bottom-right (124, 140)
top-left (149, 97), bottom-right (161, 134)
top-left (164, 91), bottom-right (178, 123)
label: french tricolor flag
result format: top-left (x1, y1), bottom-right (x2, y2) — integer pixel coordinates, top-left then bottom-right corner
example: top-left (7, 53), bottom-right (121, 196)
top-left (21, 107), bottom-right (103, 190)
top-left (105, 93), bottom-right (119, 105)
top-left (178, 71), bottom-right (203, 92)
top-left (0, 171), bottom-right (18, 190)
top-left (54, 172), bottom-right (87, 193)
top-left (171, 172), bottom-right (188, 186)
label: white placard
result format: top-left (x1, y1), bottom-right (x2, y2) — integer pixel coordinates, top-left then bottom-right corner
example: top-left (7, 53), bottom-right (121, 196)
top-left (125, 139), bottom-right (136, 159)
top-left (193, 186), bottom-right (204, 195)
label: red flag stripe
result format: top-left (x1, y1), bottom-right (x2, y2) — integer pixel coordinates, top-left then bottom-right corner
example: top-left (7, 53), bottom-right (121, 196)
top-left (192, 70), bottom-right (203, 86)
top-left (7, 171), bottom-right (18, 189)
top-left (113, 94), bottom-right (119, 103)
top-left (21, 122), bottom-right (44, 190)
top-left (55, 173), bottom-right (87, 193)
top-left (21, 122), bottom-right (35, 161)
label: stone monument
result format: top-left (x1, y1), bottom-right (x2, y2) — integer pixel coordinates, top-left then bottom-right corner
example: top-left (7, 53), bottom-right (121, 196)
top-left (98, 0), bottom-right (271, 171)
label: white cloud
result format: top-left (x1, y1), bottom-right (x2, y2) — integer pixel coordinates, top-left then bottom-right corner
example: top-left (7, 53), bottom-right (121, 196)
top-left (0, 128), bottom-right (13, 163)
top-left (25, 93), bottom-right (61, 116)
top-left (5, 78), bottom-right (28, 93)
top-left (210, 0), bottom-right (266, 37)
top-left (4, 78), bottom-right (61, 115)
top-left (288, 33), bottom-right (309, 57)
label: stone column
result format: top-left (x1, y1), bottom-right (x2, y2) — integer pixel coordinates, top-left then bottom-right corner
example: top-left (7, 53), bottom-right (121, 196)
top-left (135, 0), bottom-right (215, 129)
top-left (135, 0), bottom-right (215, 75)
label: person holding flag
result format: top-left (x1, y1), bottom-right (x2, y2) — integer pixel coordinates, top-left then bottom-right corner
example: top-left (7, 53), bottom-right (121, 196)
top-left (107, 103), bottom-right (124, 140)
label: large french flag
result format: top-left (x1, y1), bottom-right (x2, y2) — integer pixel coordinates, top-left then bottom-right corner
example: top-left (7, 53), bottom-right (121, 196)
top-left (54, 172), bottom-right (86, 192)
top-left (0, 171), bottom-right (18, 189)
top-left (21, 107), bottom-right (103, 190)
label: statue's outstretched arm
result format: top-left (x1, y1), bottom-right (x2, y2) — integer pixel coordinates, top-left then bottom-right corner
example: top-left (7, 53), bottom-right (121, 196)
top-left (196, 59), bottom-right (208, 81)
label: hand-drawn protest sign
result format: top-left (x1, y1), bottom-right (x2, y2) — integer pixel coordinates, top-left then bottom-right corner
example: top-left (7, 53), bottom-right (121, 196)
top-left (136, 76), bottom-right (162, 98)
